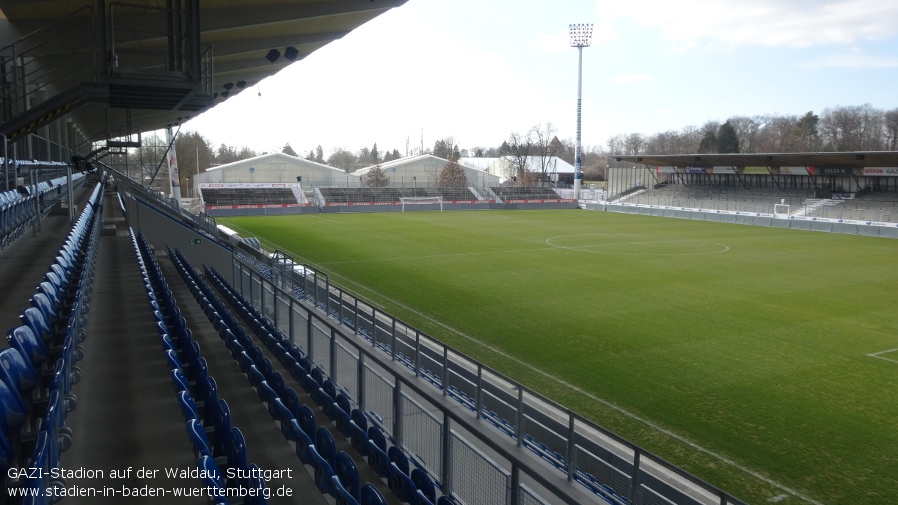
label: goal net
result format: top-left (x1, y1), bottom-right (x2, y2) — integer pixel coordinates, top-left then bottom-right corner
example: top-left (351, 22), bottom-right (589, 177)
top-left (400, 196), bottom-right (443, 212)
top-left (773, 203), bottom-right (790, 218)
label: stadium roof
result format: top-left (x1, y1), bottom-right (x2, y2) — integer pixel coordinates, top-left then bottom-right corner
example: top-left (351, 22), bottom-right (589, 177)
top-left (0, 0), bottom-right (407, 144)
top-left (611, 152), bottom-right (898, 169)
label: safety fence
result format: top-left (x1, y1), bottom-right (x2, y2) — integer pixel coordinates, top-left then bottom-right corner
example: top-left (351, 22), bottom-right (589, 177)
top-left (231, 251), bottom-right (749, 505)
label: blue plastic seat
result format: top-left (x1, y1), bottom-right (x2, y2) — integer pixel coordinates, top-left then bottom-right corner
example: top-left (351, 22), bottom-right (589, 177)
top-left (287, 419), bottom-right (314, 465)
top-left (309, 444), bottom-right (337, 498)
top-left (244, 463), bottom-right (268, 505)
top-left (349, 420), bottom-right (369, 457)
top-left (21, 306), bottom-right (53, 344)
top-left (315, 426), bottom-right (337, 464)
top-left (186, 418), bottom-right (213, 458)
top-left (366, 440), bottom-right (391, 479)
top-left (225, 427), bottom-right (248, 483)
top-left (388, 446), bottom-right (410, 476)
top-left (272, 398), bottom-right (294, 438)
top-left (316, 387), bottom-right (336, 420)
top-left (388, 462), bottom-right (418, 504)
top-left (197, 455), bottom-right (229, 504)
top-left (334, 451), bottom-right (360, 502)
top-left (282, 387), bottom-right (302, 420)
top-left (0, 379), bottom-right (28, 436)
top-left (360, 483), bottom-right (388, 505)
top-left (333, 475), bottom-right (360, 505)
top-left (0, 347), bottom-right (39, 401)
top-left (411, 468), bottom-right (436, 504)
top-left (170, 368), bottom-right (190, 393)
top-left (268, 370), bottom-right (286, 397)
top-left (298, 404), bottom-right (316, 440)
top-left (30, 292), bottom-right (59, 324)
top-left (177, 390), bottom-right (200, 421)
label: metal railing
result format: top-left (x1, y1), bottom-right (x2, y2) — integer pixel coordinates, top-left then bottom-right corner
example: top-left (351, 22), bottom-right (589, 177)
top-left (232, 250), bottom-right (749, 505)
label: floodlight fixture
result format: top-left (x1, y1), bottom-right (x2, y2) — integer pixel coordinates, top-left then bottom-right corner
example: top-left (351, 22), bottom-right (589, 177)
top-left (284, 46), bottom-right (300, 61)
top-left (570, 22), bottom-right (593, 200)
top-left (569, 23), bottom-right (593, 48)
top-left (265, 48), bottom-right (281, 63)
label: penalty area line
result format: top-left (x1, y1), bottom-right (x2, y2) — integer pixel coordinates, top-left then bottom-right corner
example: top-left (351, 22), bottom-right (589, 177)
top-left (868, 348), bottom-right (898, 365)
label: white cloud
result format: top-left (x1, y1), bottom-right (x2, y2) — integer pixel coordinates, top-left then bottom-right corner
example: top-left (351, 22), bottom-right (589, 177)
top-left (598, 0), bottom-right (898, 48)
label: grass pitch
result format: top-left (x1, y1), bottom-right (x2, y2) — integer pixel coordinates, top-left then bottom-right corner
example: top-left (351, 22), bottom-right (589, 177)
top-left (219, 210), bottom-right (898, 505)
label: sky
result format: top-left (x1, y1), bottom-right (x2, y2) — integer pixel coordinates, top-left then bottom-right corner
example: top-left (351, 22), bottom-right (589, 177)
top-left (184, 0), bottom-right (898, 158)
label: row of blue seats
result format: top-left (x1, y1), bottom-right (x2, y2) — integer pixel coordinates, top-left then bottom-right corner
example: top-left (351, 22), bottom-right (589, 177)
top-left (232, 252), bottom-right (630, 505)
top-left (0, 178), bottom-right (103, 503)
top-left (0, 174), bottom-right (85, 250)
top-left (201, 265), bottom-right (460, 505)
top-left (172, 255), bottom-right (395, 505)
top-left (133, 232), bottom-right (267, 505)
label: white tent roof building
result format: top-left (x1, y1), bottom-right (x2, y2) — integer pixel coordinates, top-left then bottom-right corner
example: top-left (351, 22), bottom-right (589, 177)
top-left (194, 152), bottom-right (360, 187)
top-left (354, 154), bottom-right (500, 188)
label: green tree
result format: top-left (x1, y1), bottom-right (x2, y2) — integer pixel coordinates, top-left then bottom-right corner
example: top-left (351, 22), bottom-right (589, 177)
top-left (370, 143), bottom-right (380, 164)
top-left (438, 160), bottom-right (467, 187)
top-left (316, 145), bottom-right (324, 163)
top-left (282, 143), bottom-right (298, 156)
top-left (365, 164), bottom-right (389, 187)
top-left (717, 121), bottom-right (740, 153)
top-left (698, 131), bottom-right (718, 153)
top-left (793, 111), bottom-right (819, 151)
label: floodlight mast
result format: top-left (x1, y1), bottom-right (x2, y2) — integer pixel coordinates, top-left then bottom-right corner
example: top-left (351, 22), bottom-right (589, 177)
top-left (569, 23), bottom-right (593, 201)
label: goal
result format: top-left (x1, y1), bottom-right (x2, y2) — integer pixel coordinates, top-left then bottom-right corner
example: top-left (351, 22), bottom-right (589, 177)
top-left (773, 203), bottom-right (790, 218)
top-left (400, 196), bottom-right (443, 212)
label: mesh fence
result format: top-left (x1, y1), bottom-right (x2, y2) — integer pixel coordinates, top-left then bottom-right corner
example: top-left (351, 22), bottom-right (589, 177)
top-left (363, 363), bottom-right (395, 435)
top-left (399, 392), bottom-right (443, 479)
top-left (261, 283), bottom-right (276, 321)
top-left (334, 341), bottom-right (358, 400)
top-left (310, 320), bottom-right (330, 370)
top-left (291, 304), bottom-right (308, 348)
top-left (275, 292), bottom-right (291, 336)
top-left (449, 430), bottom-right (510, 505)
top-left (575, 445), bottom-right (632, 498)
top-left (519, 484), bottom-right (551, 505)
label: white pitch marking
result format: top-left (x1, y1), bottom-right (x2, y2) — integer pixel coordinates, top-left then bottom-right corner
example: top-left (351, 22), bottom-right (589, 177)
top-left (322, 268), bottom-right (824, 505)
top-left (868, 348), bottom-right (898, 365)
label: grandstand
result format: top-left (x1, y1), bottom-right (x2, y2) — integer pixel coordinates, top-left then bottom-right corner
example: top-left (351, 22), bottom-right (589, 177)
top-left (316, 187), bottom-right (480, 206)
top-left (605, 154), bottom-right (898, 228)
top-left (199, 184), bottom-right (305, 208)
top-left (490, 186), bottom-right (570, 202)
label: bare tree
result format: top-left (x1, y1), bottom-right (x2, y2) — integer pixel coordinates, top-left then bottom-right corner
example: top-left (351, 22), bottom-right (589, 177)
top-left (529, 122), bottom-right (559, 179)
top-left (327, 147), bottom-right (356, 172)
top-left (506, 131), bottom-right (533, 180)
top-left (885, 108), bottom-right (898, 151)
top-left (174, 130), bottom-right (214, 196)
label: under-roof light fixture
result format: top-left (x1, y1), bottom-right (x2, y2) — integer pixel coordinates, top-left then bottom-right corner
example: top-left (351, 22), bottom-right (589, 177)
top-left (236, 81), bottom-right (246, 89)
top-left (284, 46), bottom-right (300, 61)
top-left (221, 91), bottom-right (230, 98)
top-left (223, 82), bottom-right (234, 90)
top-left (265, 49), bottom-right (281, 63)
top-left (856, 154), bottom-right (865, 161)
top-left (569, 22), bottom-right (593, 201)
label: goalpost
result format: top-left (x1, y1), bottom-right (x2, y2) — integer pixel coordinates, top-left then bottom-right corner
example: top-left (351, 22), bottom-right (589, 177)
top-left (400, 196), bottom-right (443, 212)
